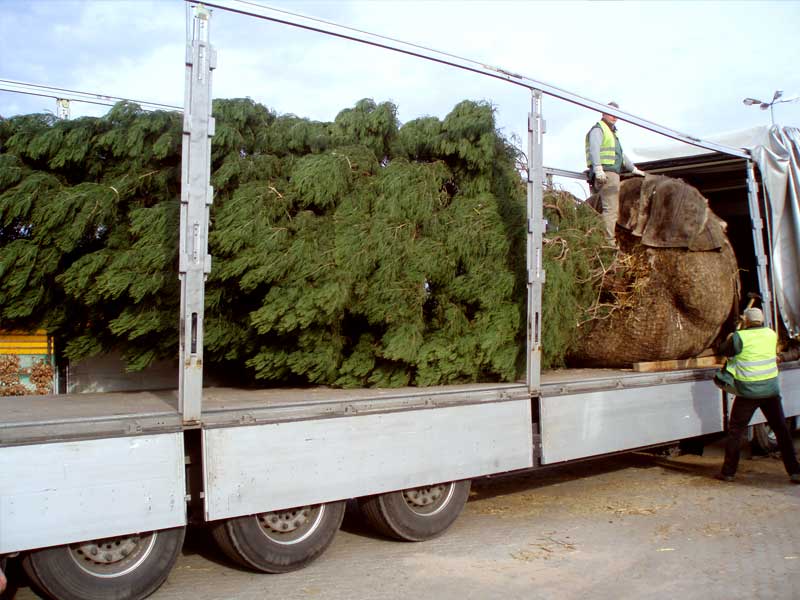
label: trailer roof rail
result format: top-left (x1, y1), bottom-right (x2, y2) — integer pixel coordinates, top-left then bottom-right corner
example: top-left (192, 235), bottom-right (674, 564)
top-left (0, 78), bottom-right (182, 115)
top-left (195, 0), bottom-right (750, 160)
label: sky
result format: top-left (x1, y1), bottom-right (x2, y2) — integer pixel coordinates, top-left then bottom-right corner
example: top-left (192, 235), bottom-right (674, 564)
top-left (1, 0), bottom-right (799, 198)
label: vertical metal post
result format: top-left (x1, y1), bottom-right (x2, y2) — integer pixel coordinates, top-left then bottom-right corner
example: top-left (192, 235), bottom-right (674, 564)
top-left (179, 4), bottom-right (216, 423)
top-left (526, 90), bottom-right (545, 394)
top-left (745, 159), bottom-right (773, 329)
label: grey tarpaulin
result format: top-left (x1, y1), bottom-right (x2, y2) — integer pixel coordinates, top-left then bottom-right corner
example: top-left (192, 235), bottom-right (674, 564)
top-left (632, 126), bottom-right (800, 339)
top-left (750, 127), bottom-right (800, 339)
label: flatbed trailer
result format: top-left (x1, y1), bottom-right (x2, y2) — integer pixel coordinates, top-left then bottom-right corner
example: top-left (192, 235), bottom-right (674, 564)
top-left (3, 368), bottom-right (800, 598)
top-left (3, 363), bottom-right (799, 564)
top-left (2, 3), bottom-right (799, 600)
top-left (9, 366), bottom-right (798, 446)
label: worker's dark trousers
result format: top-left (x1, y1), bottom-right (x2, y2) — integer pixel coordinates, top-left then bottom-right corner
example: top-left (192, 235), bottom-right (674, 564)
top-left (721, 394), bottom-right (800, 477)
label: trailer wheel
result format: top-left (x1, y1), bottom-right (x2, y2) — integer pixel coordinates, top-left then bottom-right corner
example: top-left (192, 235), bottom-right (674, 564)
top-left (751, 422), bottom-right (778, 454)
top-left (21, 526), bottom-right (185, 600)
top-left (359, 480), bottom-right (471, 542)
top-left (750, 418), bottom-right (797, 455)
top-left (0, 556), bottom-right (8, 597)
top-left (211, 501), bottom-right (345, 574)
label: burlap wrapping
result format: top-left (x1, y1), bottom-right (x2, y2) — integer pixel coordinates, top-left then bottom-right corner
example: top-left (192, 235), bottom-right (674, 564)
top-left (574, 176), bottom-right (740, 367)
top-left (617, 175), bottom-right (727, 251)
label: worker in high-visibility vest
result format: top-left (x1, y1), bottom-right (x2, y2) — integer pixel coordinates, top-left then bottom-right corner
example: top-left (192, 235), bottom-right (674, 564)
top-left (585, 101), bottom-right (646, 245)
top-left (716, 307), bottom-right (800, 483)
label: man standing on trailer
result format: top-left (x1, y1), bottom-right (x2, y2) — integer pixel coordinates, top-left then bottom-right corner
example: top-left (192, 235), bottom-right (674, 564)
top-left (585, 101), bottom-right (646, 245)
top-left (716, 307), bottom-right (800, 483)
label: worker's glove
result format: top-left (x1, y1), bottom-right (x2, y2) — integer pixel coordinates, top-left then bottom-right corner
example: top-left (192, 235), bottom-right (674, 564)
top-left (631, 167), bottom-right (646, 177)
top-left (593, 165), bottom-right (608, 185)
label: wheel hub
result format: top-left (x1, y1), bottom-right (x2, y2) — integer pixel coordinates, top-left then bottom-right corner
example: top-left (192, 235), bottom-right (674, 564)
top-left (404, 485), bottom-right (446, 508)
top-left (259, 507), bottom-right (312, 534)
top-left (254, 505), bottom-right (326, 546)
top-left (75, 537), bottom-right (139, 564)
top-left (69, 532), bottom-right (156, 578)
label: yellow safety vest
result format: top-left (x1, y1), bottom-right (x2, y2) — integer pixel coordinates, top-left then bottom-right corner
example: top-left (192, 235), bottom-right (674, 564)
top-left (730, 327), bottom-right (778, 382)
top-left (585, 120), bottom-right (623, 172)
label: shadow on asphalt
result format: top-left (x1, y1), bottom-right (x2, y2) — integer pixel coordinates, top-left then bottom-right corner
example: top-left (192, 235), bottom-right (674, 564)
top-left (180, 526), bottom-right (251, 571)
top-left (469, 434), bottom-right (800, 503)
top-left (340, 500), bottom-right (388, 540)
top-left (468, 450), bottom-right (667, 503)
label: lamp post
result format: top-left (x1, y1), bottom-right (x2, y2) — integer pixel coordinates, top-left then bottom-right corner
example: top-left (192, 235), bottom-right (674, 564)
top-left (743, 90), bottom-right (800, 125)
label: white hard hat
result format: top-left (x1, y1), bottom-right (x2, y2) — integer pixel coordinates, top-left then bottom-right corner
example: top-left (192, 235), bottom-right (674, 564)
top-left (743, 307), bottom-right (764, 325)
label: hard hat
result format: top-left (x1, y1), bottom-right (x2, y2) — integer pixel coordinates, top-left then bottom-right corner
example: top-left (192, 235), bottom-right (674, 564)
top-left (607, 101), bottom-right (620, 109)
top-left (743, 307), bottom-right (764, 325)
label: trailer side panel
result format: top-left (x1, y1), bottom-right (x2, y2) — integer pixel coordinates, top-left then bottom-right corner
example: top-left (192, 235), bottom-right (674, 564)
top-left (749, 365), bottom-right (800, 425)
top-left (781, 367), bottom-right (800, 417)
top-left (540, 380), bottom-right (723, 464)
top-left (203, 398), bottom-right (532, 520)
top-left (0, 433), bottom-right (186, 553)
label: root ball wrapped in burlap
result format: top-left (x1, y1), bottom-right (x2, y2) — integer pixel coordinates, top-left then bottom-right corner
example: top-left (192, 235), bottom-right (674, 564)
top-left (572, 176), bottom-right (740, 367)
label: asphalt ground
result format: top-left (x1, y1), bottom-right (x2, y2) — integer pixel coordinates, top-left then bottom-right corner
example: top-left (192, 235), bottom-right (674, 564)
top-left (5, 437), bottom-right (800, 600)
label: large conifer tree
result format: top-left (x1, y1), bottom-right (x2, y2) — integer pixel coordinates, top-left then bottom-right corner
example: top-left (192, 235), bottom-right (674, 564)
top-left (0, 98), bottom-right (607, 388)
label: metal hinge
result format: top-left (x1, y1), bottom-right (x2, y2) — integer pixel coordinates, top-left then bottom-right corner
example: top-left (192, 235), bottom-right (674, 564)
top-left (532, 432), bottom-right (542, 466)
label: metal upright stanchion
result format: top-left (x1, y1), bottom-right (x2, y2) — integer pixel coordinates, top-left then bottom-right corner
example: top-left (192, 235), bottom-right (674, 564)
top-left (179, 4), bottom-right (216, 422)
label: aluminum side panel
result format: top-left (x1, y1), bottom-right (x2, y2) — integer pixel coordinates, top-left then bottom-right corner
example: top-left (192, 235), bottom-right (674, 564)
top-left (541, 380), bottom-right (723, 464)
top-left (203, 399), bottom-right (532, 521)
top-left (781, 368), bottom-right (800, 417)
top-left (749, 367), bottom-right (800, 425)
top-left (0, 433), bottom-right (186, 553)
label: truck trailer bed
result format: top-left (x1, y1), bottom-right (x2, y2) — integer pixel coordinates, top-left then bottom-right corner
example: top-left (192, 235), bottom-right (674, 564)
top-left (0, 366), bottom-right (723, 446)
top-left (0, 382), bottom-right (527, 445)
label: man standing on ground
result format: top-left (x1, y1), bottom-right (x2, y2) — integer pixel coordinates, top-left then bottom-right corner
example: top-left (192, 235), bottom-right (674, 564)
top-left (585, 101), bottom-right (646, 244)
top-left (717, 307), bottom-right (800, 483)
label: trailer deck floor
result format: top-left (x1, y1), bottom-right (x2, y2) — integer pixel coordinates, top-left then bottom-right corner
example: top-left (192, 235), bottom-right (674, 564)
top-left (0, 366), bottom-right (721, 445)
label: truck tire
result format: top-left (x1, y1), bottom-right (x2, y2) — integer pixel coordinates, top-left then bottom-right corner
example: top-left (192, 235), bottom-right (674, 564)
top-left (359, 480), bottom-right (471, 542)
top-left (0, 556), bottom-right (8, 599)
top-left (750, 418), bottom-right (796, 455)
top-left (211, 501), bottom-right (345, 573)
top-left (21, 526), bottom-right (185, 600)
top-left (751, 423), bottom-right (778, 454)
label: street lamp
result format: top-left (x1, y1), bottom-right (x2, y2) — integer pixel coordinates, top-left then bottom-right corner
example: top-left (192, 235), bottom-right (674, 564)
top-left (743, 90), bottom-right (800, 125)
